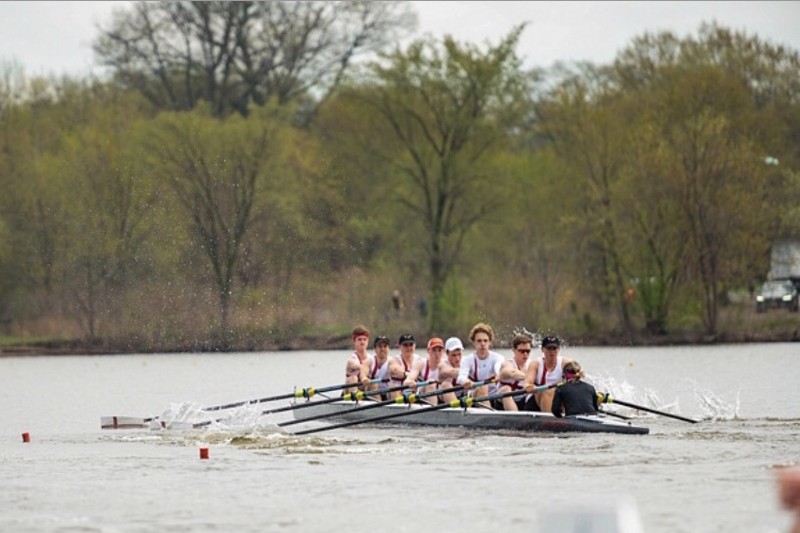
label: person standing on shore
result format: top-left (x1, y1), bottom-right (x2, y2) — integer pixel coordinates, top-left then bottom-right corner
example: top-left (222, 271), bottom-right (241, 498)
top-left (524, 334), bottom-right (573, 413)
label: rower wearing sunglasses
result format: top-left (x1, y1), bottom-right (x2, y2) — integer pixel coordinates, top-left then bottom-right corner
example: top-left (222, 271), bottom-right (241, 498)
top-left (494, 333), bottom-right (535, 411)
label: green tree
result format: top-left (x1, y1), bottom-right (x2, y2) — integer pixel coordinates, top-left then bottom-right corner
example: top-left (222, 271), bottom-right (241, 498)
top-left (534, 67), bottom-right (638, 338)
top-left (23, 87), bottom-right (157, 339)
top-left (612, 23), bottom-right (799, 334)
top-left (351, 27), bottom-right (530, 332)
top-left (144, 104), bottom-right (286, 345)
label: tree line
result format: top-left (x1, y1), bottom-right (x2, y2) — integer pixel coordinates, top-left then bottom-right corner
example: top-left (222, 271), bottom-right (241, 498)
top-left (1, 1), bottom-right (798, 350)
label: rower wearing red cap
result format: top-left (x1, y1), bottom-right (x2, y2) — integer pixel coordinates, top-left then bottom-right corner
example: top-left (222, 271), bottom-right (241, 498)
top-left (409, 337), bottom-right (445, 404)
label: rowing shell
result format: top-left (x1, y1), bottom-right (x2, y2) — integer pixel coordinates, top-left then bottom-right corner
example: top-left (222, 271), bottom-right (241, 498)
top-left (291, 400), bottom-right (650, 435)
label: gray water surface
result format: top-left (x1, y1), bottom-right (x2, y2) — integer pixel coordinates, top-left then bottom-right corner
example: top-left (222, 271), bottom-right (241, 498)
top-left (1, 344), bottom-right (797, 532)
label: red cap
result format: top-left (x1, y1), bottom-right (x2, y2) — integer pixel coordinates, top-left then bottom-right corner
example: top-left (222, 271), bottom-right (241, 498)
top-left (427, 337), bottom-right (444, 349)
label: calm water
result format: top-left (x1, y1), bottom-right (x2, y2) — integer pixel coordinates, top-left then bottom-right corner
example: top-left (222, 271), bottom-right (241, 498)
top-left (1, 344), bottom-right (798, 532)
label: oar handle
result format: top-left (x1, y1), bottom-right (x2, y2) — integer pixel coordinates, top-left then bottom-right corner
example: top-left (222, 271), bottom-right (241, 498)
top-left (260, 380), bottom-right (414, 416)
top-left (598, 393), bottom-right (699, 423)
top-left (292, 383), bottom-right (553, 436)
top-left (278, 380), bottom-right (439, 427)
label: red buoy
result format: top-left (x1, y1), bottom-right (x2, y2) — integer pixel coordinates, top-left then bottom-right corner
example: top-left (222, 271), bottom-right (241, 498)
top-left (199, 447), bottom-right (209, 459)
top-left (22, 432), bottom-right (30, 443)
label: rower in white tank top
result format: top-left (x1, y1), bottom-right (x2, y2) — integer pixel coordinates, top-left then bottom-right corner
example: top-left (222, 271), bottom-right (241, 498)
top-left (524, 335), bottom-right (573, 413)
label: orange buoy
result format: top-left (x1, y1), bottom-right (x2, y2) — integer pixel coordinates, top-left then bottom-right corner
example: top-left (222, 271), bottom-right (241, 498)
top-left (199, 447), bottom-right (209, 459)
top-left (22, 432), bottom-right (30, 443)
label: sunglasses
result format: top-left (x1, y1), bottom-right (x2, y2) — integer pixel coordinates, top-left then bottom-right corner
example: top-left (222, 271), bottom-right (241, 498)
top-left (401, 342), bottom-right (415, 347)
top-left (516, 348), bottom-right (531, 354)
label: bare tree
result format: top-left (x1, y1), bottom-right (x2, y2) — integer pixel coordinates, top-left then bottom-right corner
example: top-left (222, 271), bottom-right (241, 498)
top-left (94, 0), bottom-right (417, 118)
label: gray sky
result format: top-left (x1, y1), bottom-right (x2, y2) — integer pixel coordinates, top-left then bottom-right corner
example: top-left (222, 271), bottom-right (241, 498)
top-left (1, 1), bottom-right (799, 77)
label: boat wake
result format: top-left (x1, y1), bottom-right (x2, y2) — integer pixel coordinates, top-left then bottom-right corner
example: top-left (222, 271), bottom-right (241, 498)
top-left (589, 373), bottom-right (738, 422)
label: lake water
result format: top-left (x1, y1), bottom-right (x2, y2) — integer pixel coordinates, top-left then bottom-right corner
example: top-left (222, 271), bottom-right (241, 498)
top-left (1, 344), bottom-right (798, 532)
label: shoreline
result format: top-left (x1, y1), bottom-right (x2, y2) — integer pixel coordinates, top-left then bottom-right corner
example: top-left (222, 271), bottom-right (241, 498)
top-left (2, 330), bottom-right (798, 356)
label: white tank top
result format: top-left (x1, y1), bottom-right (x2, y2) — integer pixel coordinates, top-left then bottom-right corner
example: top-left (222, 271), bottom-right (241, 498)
top-left (367, 354), bottom-right (390, 383)
top-left (345, 352), bottom-right (367, 378)
top-left (535, 355), bottom-right (564, 386)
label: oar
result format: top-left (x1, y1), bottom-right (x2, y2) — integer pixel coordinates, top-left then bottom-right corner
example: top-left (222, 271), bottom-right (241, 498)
top-left (598, 408), bottom-right (632, 421)
top-left (258, 381), bottom-right (416, 416)
top-left (100, 378), bottom-right (388, 429)
top-left (598, 393), bottom-right (699, 423)
top-left (292, 383), bottom-right (556, 436)
top-left (189, 381), bottom-right (420, 429)
top-left (277, 379), bottom-right (451, 427)
top-left (202, 378), bottom-right (388, 412)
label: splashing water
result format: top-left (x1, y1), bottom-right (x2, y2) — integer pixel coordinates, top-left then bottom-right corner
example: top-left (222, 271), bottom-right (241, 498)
top-left (158, 401), bottom-right (206, 425)
top-left (589, 372), bottom-right (690, 419)
top-left (688, 379), bottom-right (740, 421)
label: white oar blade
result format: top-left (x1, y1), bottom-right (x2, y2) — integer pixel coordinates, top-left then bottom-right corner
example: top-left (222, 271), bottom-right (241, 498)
top-left (100, 416), bottom-right (149, 429)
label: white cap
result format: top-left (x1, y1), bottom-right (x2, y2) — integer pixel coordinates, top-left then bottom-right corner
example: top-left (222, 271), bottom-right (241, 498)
top-left (445, 337), bottom-right (464, 351)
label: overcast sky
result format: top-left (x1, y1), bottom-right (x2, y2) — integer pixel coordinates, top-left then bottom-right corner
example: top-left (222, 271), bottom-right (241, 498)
top-left (1, 1), bottom-right (799, 78)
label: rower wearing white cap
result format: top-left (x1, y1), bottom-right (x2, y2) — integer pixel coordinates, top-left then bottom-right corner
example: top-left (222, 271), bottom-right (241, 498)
top-left (458, 322), bottom-right (505, 407)
top-left (438, 336), bottom-right (465, 403)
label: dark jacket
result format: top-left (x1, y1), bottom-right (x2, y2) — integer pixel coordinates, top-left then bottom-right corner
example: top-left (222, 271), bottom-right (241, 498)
top-left (551, 380), bottom-right (598, 417)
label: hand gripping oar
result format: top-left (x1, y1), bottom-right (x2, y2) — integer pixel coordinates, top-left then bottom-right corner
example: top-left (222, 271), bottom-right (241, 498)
top-left (292, 383), bottom-right (555, 436)
top-left (202, 378), bottom-right (389, 412)
top-left (258, 381), bottom-right (419, 416)
top-left (597, 392), bottom-right (699, 423)
top-left (100, 378), bottom-right (388, 429)
top-left (277, 379), bottom-right (451, 427)
top-left (188, 381), bottom-right (423, 429)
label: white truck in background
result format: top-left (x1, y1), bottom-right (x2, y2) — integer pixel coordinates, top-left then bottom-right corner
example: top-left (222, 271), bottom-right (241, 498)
top-left (756, 240), bottom-right (800, 312)
top-left (768, 239), bottom-right (800, 283)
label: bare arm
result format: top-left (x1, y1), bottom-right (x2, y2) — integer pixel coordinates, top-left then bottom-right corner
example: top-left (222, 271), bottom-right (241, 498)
top-left (346, 355), bottom-right (367, 379)
top-left (498, 360), bottom-right (525, 382)
top-left (438, 361), bottom-right (459, 381)
top-left (405, 358), bottom-right (425, 384)
top-left (523, 360), bottom-right (539, 392)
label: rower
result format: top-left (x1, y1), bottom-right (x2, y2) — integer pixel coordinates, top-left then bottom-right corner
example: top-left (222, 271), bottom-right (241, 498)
top-left (458, 322), bottom-right (505, 408)
top-left (411, 337), bottom-right (444, 404)
top-left (366, 335), bottom-right (392, 400)
top-left (523, 334), bottom-right (573, 412)
top-left (386, 333), bottom-right (424, 399)
top-left (494, 333), bottom-right (534, 411)
top-left (344, 325), bottom-right (371, 393)
top-left (438, 337), bottom-right (465, 403)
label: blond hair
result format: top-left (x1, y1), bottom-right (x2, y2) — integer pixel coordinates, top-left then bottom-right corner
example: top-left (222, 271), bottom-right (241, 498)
top-left (469, 322), bottom-right (494, 342)
top-left (563, 361), bottom-right (585, 380)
